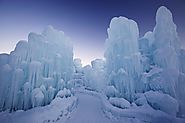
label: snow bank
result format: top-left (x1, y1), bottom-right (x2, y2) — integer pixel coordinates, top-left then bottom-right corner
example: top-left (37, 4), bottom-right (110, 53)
top-left (0, 96), bottom-right (77, 123)
top-left (144, 91), bottom-right (179, 116)
top-left (73, 88), bottom-right (184, 123)
top-left (109, 97), bottom-right (130, 109)
top-left (104, 86), bottom-right (119, 98)
top-left (135, 91), bottom-right (179, 116)
top-left (56, 88), bottom-right (72, 98)
top-left (134, 93), bottom-right (148, 106)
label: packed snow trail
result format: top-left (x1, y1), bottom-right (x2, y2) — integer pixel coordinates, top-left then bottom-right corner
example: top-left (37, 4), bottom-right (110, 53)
top-left (63, 93), bottom-right (110, 123)
top-left (61, 92), bottom-right (133, 123)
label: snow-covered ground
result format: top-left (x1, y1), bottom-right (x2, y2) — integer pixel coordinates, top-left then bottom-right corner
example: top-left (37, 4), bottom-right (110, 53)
top-left (61, 92), bottom-right (113, 123)
top-left (0, 88), bottom-right (185, 123)
top-left (60, 92), bottom-right (143, 123)
top-left (72, 89), bottom-right (185, 123)
top-left (0, 96), bottom-right (77, 123)
top-left (0, 89), bottom-right (140, 123)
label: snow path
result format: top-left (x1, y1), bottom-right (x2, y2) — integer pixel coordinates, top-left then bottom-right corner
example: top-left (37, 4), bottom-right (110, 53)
top-left (61, 92), bottom-right (131, 123)
top-left (0, 90), bottom-right (142, 123)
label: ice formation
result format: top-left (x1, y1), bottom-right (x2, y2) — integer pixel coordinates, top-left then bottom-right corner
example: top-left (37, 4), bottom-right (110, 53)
top-left (104, 6), bottom-right (185, 117)
top-left (82, 59), bottom-right (107, 91)
top-left (104, 16), bottom-right (142, 102)
top-left (0, 26), bottom-right (73, 111)
top-left (73, 58), bottom-right (83, 73)
top-left (56, 88), bottom-right (72, 98)
top-left (0, 5), bottom-right (185, 123)
top-left (140, 6), bottom-right (185, 115)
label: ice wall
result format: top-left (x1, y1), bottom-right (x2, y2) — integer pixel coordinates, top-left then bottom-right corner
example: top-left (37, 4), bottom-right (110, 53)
top-left (140, 6), bottom-right (185, 116)
top-left (0, 26), bottom-right (73, 111)
top-left (104, 7), bottom-right (185, 116)
top-left (104, 17), bottom-right (142, 102)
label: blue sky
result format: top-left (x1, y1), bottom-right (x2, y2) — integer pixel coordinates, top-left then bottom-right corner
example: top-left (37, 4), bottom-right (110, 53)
top-left (0, 0), bottom-right (184, 65)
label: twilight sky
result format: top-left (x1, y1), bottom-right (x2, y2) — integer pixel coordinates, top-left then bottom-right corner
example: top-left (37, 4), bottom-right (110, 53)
top-left (0, 0), bottom-right (185, 65)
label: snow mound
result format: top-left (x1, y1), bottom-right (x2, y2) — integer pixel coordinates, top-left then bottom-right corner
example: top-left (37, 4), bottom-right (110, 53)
top-left (109, 97), bottom-right (130, 109)
top-left (104, 86), bottom-right (119, 98)
top-left (56, 88), bottom-right (72, 98)
top-left (144, 91), bottom-right (179, 116)
top-left (134, 93), bottom-right (148, 106)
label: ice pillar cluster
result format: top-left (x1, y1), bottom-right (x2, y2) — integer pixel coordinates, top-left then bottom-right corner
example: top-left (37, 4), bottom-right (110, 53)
top-left (105, 6), bottom-right (185, 116)
top-left (0, 26), bottom-right (73, 111)
top-left (104, 17), bottom-right (142, 101)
